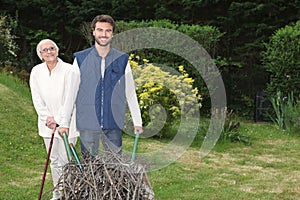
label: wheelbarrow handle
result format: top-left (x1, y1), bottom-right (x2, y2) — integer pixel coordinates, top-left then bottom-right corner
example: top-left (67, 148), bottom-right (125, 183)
top-left (62, 132), bottom-right (72, 161)
top-left (70, 143), bottom-right (83, 171)
top-left (131, 132), bottom-right (140, 163)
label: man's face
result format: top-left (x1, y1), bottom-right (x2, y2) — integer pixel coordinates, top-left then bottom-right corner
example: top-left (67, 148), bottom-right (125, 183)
top-left (93, 22), bottom-right (113, 47)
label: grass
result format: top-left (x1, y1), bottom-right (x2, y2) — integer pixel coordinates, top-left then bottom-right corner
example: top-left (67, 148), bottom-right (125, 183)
top-left (1, 71), bottom-right (300, 199)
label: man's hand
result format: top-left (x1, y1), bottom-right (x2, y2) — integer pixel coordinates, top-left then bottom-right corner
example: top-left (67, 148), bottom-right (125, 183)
top-left (134, 126), bottom-right (143, 134)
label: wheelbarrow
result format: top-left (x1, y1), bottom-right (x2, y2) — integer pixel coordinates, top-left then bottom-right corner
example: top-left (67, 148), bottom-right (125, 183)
top-left (59, 132), bottom-right (155, 199)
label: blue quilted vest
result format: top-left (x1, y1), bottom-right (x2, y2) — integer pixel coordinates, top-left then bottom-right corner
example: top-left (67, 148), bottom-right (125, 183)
top-left (74, 46), bottom-right (128, 131)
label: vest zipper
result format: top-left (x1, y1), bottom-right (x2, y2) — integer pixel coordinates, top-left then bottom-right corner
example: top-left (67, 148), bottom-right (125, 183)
top-left (100, 78), bottom-right (104, 128)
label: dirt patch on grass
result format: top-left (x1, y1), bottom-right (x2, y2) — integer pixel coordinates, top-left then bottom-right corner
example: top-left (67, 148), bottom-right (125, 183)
top-left (175, 139), bottom-right (300, 197)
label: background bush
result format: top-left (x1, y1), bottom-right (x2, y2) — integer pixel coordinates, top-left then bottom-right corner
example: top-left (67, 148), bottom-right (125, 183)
top-left (262, 20), bottom-right (300, 98)
top-left (123, 55), bottom-right (202, 138)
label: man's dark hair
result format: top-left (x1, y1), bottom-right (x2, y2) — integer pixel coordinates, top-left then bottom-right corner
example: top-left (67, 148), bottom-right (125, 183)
top-left (91, 14), bottom-right (115, 32)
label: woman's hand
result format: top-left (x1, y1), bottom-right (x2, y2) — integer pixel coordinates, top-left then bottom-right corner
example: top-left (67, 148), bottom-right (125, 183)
top-left (58, 127), bottom-right (69, 136)
top-left (46, 116), bottom-right (57, 130)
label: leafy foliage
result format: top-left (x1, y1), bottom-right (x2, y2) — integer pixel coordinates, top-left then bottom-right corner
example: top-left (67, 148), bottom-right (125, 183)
top-left (1, 1), bottom-right (299, 117)
top-left (124, 55), bottom-right (201, 138)
top-left (214, 1), bottom-right (299, 116)
top-left (219, 109), bottom-right (251, 146)
top-left (114, 19), bottom-right (223, 58)
top-left (269, 91), bottom-right (300, 131)
top-left (262, 20), bottom-right (300, 98)
top-left (0, 15), bottom-right (18, 67)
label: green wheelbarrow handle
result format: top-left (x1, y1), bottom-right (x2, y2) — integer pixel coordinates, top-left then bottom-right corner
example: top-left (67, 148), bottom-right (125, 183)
top-left (62, 132), bottom-right (83, 171)
top-left (131, 132), bottom-right (140, 163)
top-left (70, 143), bottom-right (83, 171)
top-left (62, 132), bottom-right (72, 161)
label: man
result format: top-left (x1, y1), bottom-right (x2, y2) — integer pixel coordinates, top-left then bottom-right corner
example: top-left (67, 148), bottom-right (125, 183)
top-left (73, 14), bottom-right (143, 156)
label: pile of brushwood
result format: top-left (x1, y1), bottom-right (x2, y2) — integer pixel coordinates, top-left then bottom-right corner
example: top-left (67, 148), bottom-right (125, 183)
top-left (54, 151), bottom-right (154, 200)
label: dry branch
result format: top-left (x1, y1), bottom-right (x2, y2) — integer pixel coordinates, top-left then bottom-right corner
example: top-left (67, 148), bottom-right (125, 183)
top-left (55, 151), bottom-right (154, 200)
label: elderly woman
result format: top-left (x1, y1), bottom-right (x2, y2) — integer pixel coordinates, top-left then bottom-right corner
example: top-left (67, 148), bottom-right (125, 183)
top-left (29, 39), bottom-right (80, 200)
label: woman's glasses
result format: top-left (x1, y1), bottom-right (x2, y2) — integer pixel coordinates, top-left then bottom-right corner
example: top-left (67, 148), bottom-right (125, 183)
top-left (40, 47), bottom-right (56, 54)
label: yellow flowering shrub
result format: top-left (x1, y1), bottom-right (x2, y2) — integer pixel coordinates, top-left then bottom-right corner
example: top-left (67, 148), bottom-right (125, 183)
top-left (126, 54), bottom-right (202, 137)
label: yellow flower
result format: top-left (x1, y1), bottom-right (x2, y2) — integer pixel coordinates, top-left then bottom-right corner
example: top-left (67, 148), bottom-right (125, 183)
top-left (192, 87), bottom-right (198, 94)
top-left (139, 92), bottom-right (150, 99)
top-left (143, 82), bottom-right (155, 88)
top-left (143, 58), bottom-right (149, 63)
top-left (184, 73), bottom-right (189, 78)
top-left (178, 65), bottom-right (184, 72)
top-left (184, 77), bottom-right (194, 84)
top-left (129, 54), bottom-right (135, 59)
top-left (130, 60), bottom-right (139, 68)
top-left (149, 87), bottom-right (161, 93)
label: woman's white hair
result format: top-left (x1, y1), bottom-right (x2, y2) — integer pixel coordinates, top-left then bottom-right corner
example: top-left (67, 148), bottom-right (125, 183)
top-left (36, 39), bottom-right (59, 61)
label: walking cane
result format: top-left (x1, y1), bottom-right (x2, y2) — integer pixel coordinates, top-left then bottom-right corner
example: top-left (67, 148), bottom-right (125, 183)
top-left (38, 125), bottom-right (58, 200)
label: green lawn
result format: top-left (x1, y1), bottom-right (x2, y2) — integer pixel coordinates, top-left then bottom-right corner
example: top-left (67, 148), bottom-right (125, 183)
top-left (1, 72), bottom-right (300, 200)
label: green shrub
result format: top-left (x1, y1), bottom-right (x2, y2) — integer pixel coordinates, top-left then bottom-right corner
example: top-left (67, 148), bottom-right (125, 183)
top-left (262, 20), bottom-right (300, 98)
top-left (115, 19), bottom-right (223, 55)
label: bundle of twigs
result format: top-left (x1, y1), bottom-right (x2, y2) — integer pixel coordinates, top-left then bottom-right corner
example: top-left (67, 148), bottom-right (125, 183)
top-left (57, 152), bottom-right (154, 200)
